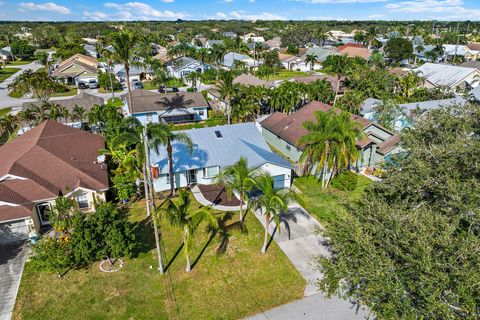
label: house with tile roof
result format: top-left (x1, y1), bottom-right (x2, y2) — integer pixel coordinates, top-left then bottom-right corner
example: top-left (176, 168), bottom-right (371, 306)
top-left (149, 122), bottom-right (292, 192)
top-left (260, 101), bottom-right (400, 176)
top-left (122, 89), bottom-right (209, 124)
top-left (232, 74), bottom-right (273, 88)
top-left (0, 120), bottom-right (108, 245)
top-left (51, 53), bottom-right (101, 85)
top-left (337, 43), bottom-right (371, 60)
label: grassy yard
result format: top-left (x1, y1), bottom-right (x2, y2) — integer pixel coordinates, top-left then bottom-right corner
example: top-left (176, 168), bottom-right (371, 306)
top-left (262, 70), bottom-right (311, 81)
top-left (7, 59), bottom-right (34, 66)
top-left (107, 97), bottom-right (124, 107)
top-left (51, 88), bottom-right (78, 97)
top-left (0, 67), bottom-right (21, 82)
top-left (14, 194), bottom-right (305, 320)
top-left (142, 80), bottom-right (156, 90)
top-left (0, 107), bottom-right (12, 117)
top-left (294, 174), bottom-right (373, 224)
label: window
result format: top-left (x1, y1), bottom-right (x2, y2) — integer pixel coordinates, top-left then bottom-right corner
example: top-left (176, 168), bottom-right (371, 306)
top-left (160, 173), bottom-right (170, 183)
top-left (203, 166), bottom-right (219, 178)
top-left (76, 193), bottom-right (89, 209)
top-left (146, 114), bottom-right (153, 123)
top-left (286, 144), bottom-right (291, 151)
top-left (214, 130), bottom-right (223, 138)
top-left (198, 110), bottom-right (205, 116)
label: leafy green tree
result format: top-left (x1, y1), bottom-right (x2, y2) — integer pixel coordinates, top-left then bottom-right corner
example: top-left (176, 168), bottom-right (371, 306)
top-left (8, 69), bottom-right (65, 102)
top-left (98, 70), bottom-right (122, 91)
top-left (322, 55), bottom-right (351, 107)
top-left (215, 157), bottom-right (256, 222)
top-left (147, 123), bottom-right (193, 196)
top-left (158, 189), bottom-right (218, 272)
top-left (384, 37), bottom-right (413, 63)
top-left (319, 103), bottom-right (480, 319)
top-left (249, 174), bottom-right (303, 253)
top-left (55, 42), bottom-right (86, 60)
top-left (11, 39), bottom-right (35, 60)
top-left (286, 45), bottom-right (299, 55)
top-left (30, 237), bottom-right (72, 276)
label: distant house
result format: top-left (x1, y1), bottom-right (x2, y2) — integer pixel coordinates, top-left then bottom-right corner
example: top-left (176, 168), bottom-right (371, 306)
top-left (442, 44), bottom-right (479, 61)
top-left (0, 46), bottom-right (13, 61)
top-left (337, 43), bottom-right (371, 60)
top-left (222, 32), bottom-right (237, 38)
top-left (206, 88), bottom-right (228, 112)
top-left (232, 74), bottom-right (273, 88)
top-left (242, 33), bottom-right (264, 43)
top-left (115, 64), bottom-right (153, 82)
top-left (149, 122), bottom-right (292, 192)
top-left (260, 101), bottom-right (401, 176)
top-left (467, 43), bottom-right (480, 52)
top-left (83, 44), bottom-right (98, 58)
top-left (21, 93), bottom-right (105, 131)
top-left (51, 53), bottom-right (100, 85)
top-left (306, 47), bottom-right (337, 63)
top-left (290, 75), bottom-right (347, 95)
top-left (123, 90), bottom-right (209, 124)
top-left (166, 57), bottom-right (205, 79)
top-left (222, 52), bottom-right (260, 69)
top-left (205, 40), bottom-right (224, 49)
top-left (460, 60), bottom-right (480, 70)
top-left (0, 120), bottom-right (108, 245)
top-left (264, 37), bottom-right (282, 51)
top-left (414, 63), bottom-right (480, 91)
top-left (279, 53), bottom-right (309, 71)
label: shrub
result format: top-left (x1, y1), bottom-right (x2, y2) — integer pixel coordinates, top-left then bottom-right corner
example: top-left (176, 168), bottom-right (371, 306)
top-left (30, 236), bottom-right (73, 275)
top-left (331, 171), bottom-right (358, 191)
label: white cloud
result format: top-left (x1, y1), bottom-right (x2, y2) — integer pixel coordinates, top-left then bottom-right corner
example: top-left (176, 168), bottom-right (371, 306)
top-left (293, 0), bottom-right (387, 3)
top-left (215, 12), bottom-right (228, 19)
top-left (385, 0), bottom-right (480, 19)
top-left (161, 0), bottom-right (175, 2)
top-left (367, 14), bottom-right (385, 18)
top-left (83, 10), bottom-right (109, 21)
top-left (249, 0), bottom-right (256, 2)
top-left (305, 15), bottom-right (346, 20)
top-left (101, 2), bottom-right (189, 20)
top-left (18, 2), bottom-right (71, 14)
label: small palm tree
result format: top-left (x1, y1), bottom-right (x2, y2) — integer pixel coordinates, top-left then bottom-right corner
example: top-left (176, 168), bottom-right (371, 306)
top-left (322, 54), bottom-right (351, 107)
top-left (215, 157), bottom-right (256, 222)
top-left (249, 174), bottom-right (302, 253)
top-left (215, 71), bottom-right (235, 124)
top-left (305, 53), bottom-right (318, 70)
top-left (47, 197), bottom-right (76, 232)
top-left (158, 189), bottom-right (218, 272)
top-left (147, 123), bottom-right (193, 196)
top-left (72, 105), bottom-right (86, 125)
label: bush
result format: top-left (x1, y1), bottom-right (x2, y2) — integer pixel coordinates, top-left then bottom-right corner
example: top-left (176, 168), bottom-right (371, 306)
top-left (30, 236), bottom-right (73, 275)
top-left (186, 87), bottom-right (196, 92)
top-left (113, 172), bottom-right (138, 201)
top-left (331, 171), bottom-right (358, 191)
top-left (98, 71), bottom-right (122, 91)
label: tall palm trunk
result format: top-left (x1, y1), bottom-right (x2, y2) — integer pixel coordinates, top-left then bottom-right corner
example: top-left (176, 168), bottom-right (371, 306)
top-left (333, 75), bottom-right (340, 107)
top-left (239, 191), bottom-right (244, 222)
top-left (167, 142), bottom-right (175, 196)
top-left (107, 60), bottom-right (115, 100)
top-left (261, 213), bottom-right (270, 253)
top-left (125, 64), bottom-right (133, 114)
top-left (184, 235), bottom-right (191, 272)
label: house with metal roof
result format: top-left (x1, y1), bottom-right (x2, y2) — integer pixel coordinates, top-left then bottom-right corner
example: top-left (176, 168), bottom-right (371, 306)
top-left (0, 46), bottom-right (13, 61)
top-left (260, 101), bottom-right (400, 176)
top-left (165, 57), bottom-right (206, 78)
top-left (222, 52), bottom-right (260, 69)
top-left (205, 40), bottom-right (224, 49)
top-left (123, 89), bottom-right (209, 124)
top-left (149, 122), bottom-right (292, 192)
top-left (414, 63), bottom-right (480, 91)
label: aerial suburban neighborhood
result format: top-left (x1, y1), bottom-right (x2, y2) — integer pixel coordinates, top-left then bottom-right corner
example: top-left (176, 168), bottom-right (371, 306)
top-left (0, 1), bottom-right (479, 319)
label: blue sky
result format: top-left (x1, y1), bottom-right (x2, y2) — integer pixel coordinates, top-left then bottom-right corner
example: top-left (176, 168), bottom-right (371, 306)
top-left (1, 0), bottom-right (479, 21)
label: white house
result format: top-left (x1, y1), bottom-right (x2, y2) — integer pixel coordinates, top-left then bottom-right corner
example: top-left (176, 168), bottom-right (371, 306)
top-left (0, 46), bottom-right (13, 61)
top-left (166, 57), bottom-right (205, 79)
top-left (414, 63), bottom-right (480, 91)
top-left (123, 90), bottom-right (209, 124)
top-left (222, 52), bottom-right (260, 69)
top-left (149, 123), bottom-right (292, 192)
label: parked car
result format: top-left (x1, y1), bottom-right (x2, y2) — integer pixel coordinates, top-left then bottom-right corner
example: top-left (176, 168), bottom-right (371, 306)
top-left (78, 81), bottom-right (88, 89)
top-left (88, 79), bottom-right (99, 89)
top-left (132, 80), bottom-right (144, 90)
top-left (158, 85), bottom-right (179, 93)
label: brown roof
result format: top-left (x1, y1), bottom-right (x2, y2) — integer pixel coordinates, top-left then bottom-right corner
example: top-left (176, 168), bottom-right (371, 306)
top-left (127, 90), bottom-right (208, 114)
top-left (52, 54), bottom-right (99, 78)
top-left (338, 45), bottom-right (371, 59)
top-left (467, 43), bottom-right (480, 51)
top-left (22, 93), bottom-right (104, 113)
top-left (388, 67), bottom-right (409, 77)
top-left (261, 101), bottom-right (373, 150)
top-left (0, 120), bottom-right (108, 222)
top-left (376, 134), bottom-right (401, 155)
top-left (233, 74), bottom-right (272, 88)
top-left (291, 75), bottom-right (346, 93)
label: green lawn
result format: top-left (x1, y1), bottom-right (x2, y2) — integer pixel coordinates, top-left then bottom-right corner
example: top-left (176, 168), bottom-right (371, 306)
top-left (0, 107), bottom-right (12, 116)
top-left (51, 88), bottom-right (77, 97)
top-left (14, 195), bottom-right (305, 320)
top-left (294, 174), bottom-right (373, 224)
top-left (7, 59), bottom-right (34, 66)
top-left (166, 78), bottom-right (186, 88)
top-left (8, 91), bottom-right (23, 98)
top-left (0, 67), bottom-right (21, 82)
top-left (107, 97), bottom-right (124, 107)
top-left (142, 80), bottom-right (156, 90)
top-left (262, 70), bottom-right (311, 81)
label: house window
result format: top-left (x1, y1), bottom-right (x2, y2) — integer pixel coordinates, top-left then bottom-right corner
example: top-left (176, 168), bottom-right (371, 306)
top-left (146, 114), bottom-right (153, 123)
top-left (198, 110), bottom-right (205, 116)
top-left (76, 193), bottom-right (89, 209)
top-left (203, 166), bottom-right (219, 178)
top-left (286, 144), bottom-right (291, 151)
top-left (160, 173), bottom-right (170, 183)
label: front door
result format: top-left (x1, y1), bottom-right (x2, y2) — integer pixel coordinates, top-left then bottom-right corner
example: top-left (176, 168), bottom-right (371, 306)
top-left (187, 169), bottom-right (197, 184)
top-left (36, 203), bottom-right (52, 226)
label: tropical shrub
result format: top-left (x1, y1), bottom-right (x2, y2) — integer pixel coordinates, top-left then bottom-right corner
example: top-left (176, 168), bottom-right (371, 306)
top-left (30, 236), bottom-right (72, 275)
top-left (331, 170), bottom-right (358, 191)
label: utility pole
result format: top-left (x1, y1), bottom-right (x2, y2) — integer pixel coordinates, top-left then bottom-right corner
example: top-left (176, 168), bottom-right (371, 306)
top-left (453, 23), bottom-right (460, 64)
top-left (142, 126), bottom-right (164, 274)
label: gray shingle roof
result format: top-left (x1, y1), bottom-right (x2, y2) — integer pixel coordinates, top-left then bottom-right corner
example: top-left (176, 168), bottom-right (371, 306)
top-left (399, 97), bottom-right (467, 117)
top-left (126, 90), bottom-right (208, 114)
top-left (149, 122), bottom-right (291, 173)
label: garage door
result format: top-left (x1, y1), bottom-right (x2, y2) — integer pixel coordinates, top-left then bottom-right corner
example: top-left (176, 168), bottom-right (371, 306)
top-left (272, 175), bottom-right (285, 189)
top-left (0, 220), bottom-right (29, 245)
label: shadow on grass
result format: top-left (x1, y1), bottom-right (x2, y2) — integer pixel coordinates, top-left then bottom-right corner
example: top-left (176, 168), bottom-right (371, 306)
top-left (130, 216), bottom-right (156, 258)
top-left (164, 243), bottom-right (183, 272)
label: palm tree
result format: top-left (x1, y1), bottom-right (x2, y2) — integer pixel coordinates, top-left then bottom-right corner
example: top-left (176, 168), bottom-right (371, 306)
top-left (305, 53), bottom-right (318, 70)
top-left (72, 105), bottom-right (86, 125)
top-left (215, 157), bottom-right (256, 222)
top-left (8, 69), bottom-right (64, 103)
top-left (0, 113), bottom-right (19, 139)
top-left (215, 71), bottom-right (235, 124)
top-left (186, 72), bottom-right (198, 90)
top-left (322, 54), bottom-right (351, 107)
top-left (109, 31), bottom-right (139, 114)
top-left (147, 123), bottom-right (193, 196)
top-left (47, 197), bottom-right (76, 232)
top-left (35, 51), bottom-right (49, 72)
top-left (249, 174), bottom-right (302, 253)
top-left (158, 189), bottom-right (218, 272)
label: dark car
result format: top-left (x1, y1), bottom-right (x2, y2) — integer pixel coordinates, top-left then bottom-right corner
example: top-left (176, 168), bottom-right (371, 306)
top-left (78, 81), bottom-right (88, 89)
top-left (158, 86), bottom-right (179, 93)
top-left (132, 80), bottom-right (144, 90)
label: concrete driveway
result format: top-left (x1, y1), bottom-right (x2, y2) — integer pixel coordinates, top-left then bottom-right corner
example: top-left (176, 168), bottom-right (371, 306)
top-left (250, 205), bottom-right (370, 319)
top-left (0, 244), bottom-right (28, 320)
top-left (0, 62), bottom-right (43, 108)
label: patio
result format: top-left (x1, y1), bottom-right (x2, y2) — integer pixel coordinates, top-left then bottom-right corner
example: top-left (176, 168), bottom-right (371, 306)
top-left (192, 184), bottom-right (247, 212)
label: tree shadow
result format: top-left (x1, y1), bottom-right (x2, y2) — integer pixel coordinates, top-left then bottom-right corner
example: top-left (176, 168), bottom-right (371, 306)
top-left (130, 216), bottom-right (156, 258)
top-left (164, 243), bottom-right (184, 272)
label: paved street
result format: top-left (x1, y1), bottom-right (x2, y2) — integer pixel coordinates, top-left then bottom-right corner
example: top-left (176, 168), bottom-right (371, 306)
top-left (249, 205), bottom-right (370, 319)
top-left (0, 62), bottom-right (44, 108)
top-left (0, 244), bottom-right (28, 320)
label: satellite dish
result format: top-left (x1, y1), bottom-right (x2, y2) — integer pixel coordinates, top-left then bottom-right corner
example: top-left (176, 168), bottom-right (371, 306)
top-left (97, 155), bottom-right (106, 163)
